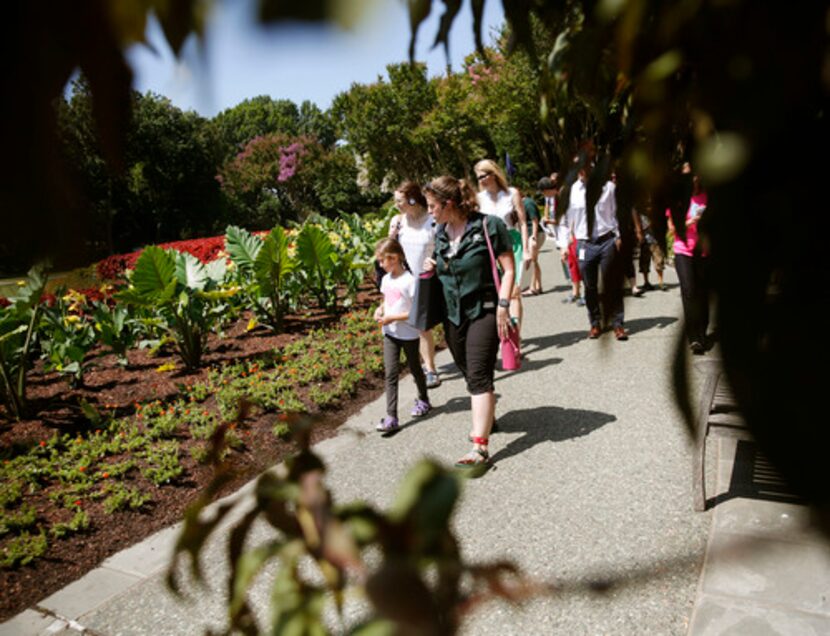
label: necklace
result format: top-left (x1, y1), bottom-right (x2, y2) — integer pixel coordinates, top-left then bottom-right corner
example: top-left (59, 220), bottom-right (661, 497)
top-left (446, 221), bottom-right (465, 242)
top-left (445, 221), bottom-right (465, 259)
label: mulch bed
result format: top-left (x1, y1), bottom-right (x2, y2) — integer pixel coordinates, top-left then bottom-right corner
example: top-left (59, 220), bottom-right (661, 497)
top-left (0, 292), bottom-right (388, 622)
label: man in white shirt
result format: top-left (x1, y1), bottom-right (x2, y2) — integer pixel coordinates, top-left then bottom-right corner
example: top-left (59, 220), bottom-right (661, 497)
top-left (558, 166), bottom-right (627, 340)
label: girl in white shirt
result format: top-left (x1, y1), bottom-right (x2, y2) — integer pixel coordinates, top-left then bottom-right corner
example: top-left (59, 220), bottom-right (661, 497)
top-left (374, 238), bottom-right (431, 434)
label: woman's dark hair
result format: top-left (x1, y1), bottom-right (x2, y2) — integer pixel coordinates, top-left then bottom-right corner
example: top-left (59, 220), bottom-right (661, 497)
top-left (423, 176), bottom-right (479, 219)
top-left (396, 180), bottom-right (427, 208)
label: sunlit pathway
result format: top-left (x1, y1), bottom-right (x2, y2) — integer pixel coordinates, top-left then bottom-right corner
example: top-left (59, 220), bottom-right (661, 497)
top-left (5, 245), bottom-right (710, 635)
top-left (322, 244), bottom-right (710, 634)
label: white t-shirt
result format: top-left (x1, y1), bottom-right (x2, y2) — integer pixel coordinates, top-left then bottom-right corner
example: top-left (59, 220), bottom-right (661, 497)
top-left (380, 270), bottom-right (420, 340)
top-left (477, 187), bottom-right (519, 229)
top-left (394, 213), bottom-right (435, 276)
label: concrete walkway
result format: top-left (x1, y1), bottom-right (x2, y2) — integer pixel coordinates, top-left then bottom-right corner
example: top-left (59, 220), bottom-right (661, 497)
top-left (3, 246), bottom-right (827, 635)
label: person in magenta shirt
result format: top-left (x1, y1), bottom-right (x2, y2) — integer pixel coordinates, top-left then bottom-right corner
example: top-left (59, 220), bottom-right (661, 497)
top-left (668, 171), bottom-right (709, 354)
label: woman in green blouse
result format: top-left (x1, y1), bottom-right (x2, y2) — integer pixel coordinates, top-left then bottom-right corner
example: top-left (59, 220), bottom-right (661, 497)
top-left (423, 176), bottom-right (515, 471)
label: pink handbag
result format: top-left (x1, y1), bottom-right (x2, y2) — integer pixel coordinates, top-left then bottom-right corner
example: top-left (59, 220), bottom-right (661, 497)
top-left (482, 218), bottom-right (521, 371)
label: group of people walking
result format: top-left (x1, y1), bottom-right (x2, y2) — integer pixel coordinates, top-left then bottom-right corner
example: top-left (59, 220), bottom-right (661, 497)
top-left (372, 156), bottom-right (710, 474)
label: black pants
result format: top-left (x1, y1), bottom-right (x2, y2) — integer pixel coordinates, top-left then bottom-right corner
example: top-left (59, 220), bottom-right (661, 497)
top-left (578, 237), bottom-right (625, 329)
top-left (443, 310), bottom-right (498, 395)
top-left (674, 253), bottom-right (709, 344)
top-left (383, 334), bottom-right (428, 418)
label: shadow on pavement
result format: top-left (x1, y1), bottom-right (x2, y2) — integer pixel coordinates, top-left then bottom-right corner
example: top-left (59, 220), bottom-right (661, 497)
top-left (497, 356), bottom-right (563, 376)
top-left (707, 440), bottom-right (805, 510)
top-left (489, 405), bottom-right (617, 465)
top-left (430, 393), bottom-right (504, 419)
top-left (522, 330), bottom-right (587, 353)
top-left (623, 315), bottom-right (678, 336)
top-left (542, 284), bottom-right (571, 293)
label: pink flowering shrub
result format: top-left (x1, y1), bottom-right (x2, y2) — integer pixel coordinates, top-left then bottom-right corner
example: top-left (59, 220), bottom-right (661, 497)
top-left (216, 133), bottom-right (324, 225)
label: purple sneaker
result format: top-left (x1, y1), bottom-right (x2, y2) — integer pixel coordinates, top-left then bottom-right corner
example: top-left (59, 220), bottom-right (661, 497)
top-left (376, 416), bottom-right (400, 434)
top-left (411, 399), bottom-right (431, 417)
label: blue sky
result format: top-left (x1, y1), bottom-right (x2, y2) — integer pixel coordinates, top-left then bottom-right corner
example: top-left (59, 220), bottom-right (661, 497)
top-left (125, 0), bottom-right (506, 117)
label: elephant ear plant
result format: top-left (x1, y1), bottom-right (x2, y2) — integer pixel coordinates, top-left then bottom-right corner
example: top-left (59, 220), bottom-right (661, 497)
top-left (294, 222), bottom-right (353, 312)
top-left (117, 247), bottom-right (234, 370)
top-left (0, 265), bottom-right (48, 420)
top-left (225, 225), bottom-right (296, 332)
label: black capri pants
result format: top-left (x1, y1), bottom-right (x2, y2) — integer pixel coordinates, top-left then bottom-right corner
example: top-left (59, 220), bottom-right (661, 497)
top-left (443, 309), bottom-right (498, 395)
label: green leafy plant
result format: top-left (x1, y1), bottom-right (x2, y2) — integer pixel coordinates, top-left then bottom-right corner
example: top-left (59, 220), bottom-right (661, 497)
top-left (50, 509), bottom-right (89, 539)
top-left (225, 225), bottom-right (297, 332)
top-left (140, 441), bottom-right (183, 486)
top-left (0, 265), bottom-right (48, 420)
top-left (92, 301), bottom-right (141, 367)
top-left (271, 420), bottom-right (291, 439)
top-left (39, 292), bottom-right (97, 388)
top-left (294, 222), bottom-right (342, 311)
top-left (168, 416), bottom-right (538, 634)
top-left (117, 246), bottom-right (235, 370)
top-left (102, 484), bottom-right (151, 514)
top-left (1, 530), bottom-right (47, 569)
top-left (0, 480), bottom-right (22, 508)
top-left (0, 504), bottom-right (37, 537)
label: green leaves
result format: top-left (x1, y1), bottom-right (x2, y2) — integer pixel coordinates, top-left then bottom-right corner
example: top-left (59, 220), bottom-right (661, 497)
top-left (130, 246), bottom-right (177, 301)
top-left (295, 224), bottom-right (334, 273)
top-left (168, 409), bottom-right (553, 636)
top-left (296, 223), bottom-right (338, 311)
top-left (225, 225), bottom-right (263, 273)
top-left (0, 265), bottom-right (49, 419)
top-left (117, 246), bottom-right (229, 370)
top-left (226, 225), bottom-right (295, 332)
top-left (175, 252), bottom-right (209, 291)
top-left (7, 265), bottom-right (48, 309)
top-left (255, 226), bottom-right (294, 296)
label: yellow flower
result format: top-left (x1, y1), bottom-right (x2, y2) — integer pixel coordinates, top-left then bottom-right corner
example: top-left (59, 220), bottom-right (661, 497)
top-left (64, 315), bottom-right (81, 325)
top-left (155, 362), bottom-right (177, 373)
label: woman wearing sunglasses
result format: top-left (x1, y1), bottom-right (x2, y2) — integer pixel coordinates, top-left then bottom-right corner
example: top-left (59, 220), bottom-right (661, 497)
top-left (474, 159), bottom-right (529, 344)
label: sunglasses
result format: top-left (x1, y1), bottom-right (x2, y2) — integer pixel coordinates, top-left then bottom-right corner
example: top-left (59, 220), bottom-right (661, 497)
top-left (476, 173), bottom-right (492, 181)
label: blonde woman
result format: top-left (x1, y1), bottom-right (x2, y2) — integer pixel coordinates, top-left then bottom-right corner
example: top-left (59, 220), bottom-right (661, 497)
top-left (474, 159), bottom-right (529, 339)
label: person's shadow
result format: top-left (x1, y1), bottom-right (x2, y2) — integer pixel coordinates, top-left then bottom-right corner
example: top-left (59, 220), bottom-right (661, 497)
top-left (489, 405), bottom-right (616, 465)
top-left (623, 315), bottom-right (678, 336)
top-left (522, 331), bottom-right (586, 354)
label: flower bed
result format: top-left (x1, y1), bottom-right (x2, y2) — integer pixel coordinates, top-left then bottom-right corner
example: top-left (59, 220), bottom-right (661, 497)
top-left (0, 303), bottom-right (389, 620)
top-left (95, 234), bottom-right (245, 280)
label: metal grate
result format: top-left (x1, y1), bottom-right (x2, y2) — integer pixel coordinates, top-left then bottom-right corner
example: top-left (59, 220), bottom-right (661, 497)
top-left (729, 440), bottom-right (805, 504)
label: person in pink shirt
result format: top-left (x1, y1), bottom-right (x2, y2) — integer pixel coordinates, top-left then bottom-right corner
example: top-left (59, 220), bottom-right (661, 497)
top-left (668, 170), bottom-right (709, 354)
